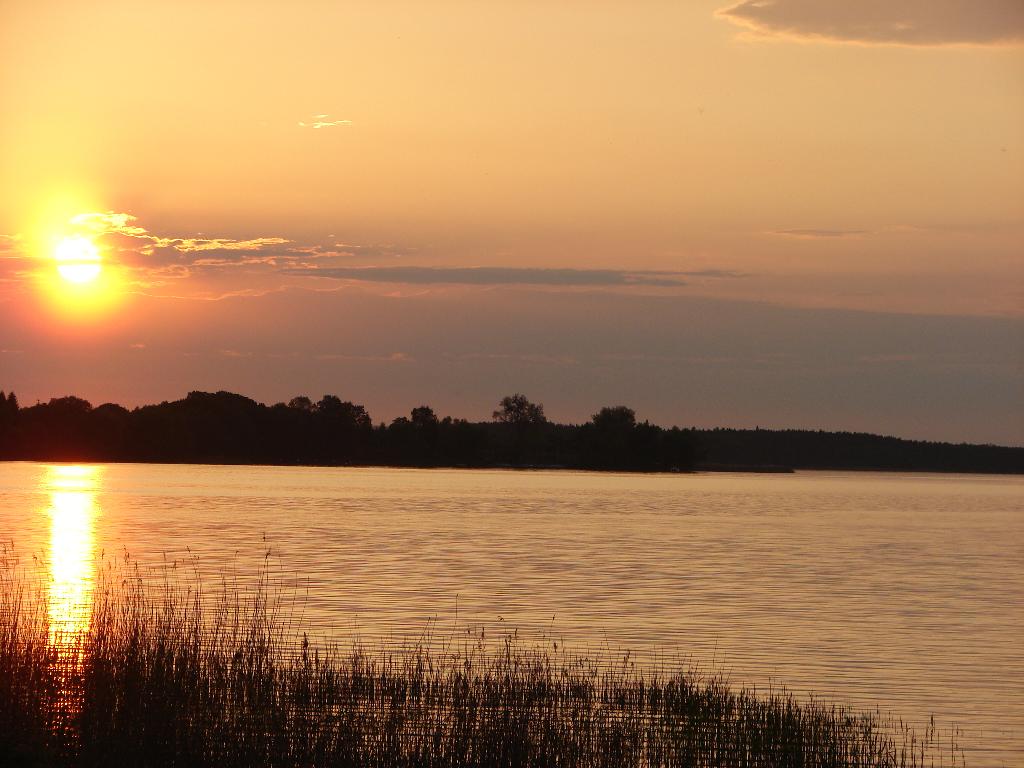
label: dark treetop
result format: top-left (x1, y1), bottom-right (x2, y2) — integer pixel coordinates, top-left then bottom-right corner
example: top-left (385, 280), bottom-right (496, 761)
top-left (0, 390), bottom-right (1020, 473)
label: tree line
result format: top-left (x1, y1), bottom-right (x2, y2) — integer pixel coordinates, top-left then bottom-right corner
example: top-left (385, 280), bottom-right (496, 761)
top-left (0, 389), bottom-right (1020, 473)
top-left (0, 391), bottom-right (697, 471)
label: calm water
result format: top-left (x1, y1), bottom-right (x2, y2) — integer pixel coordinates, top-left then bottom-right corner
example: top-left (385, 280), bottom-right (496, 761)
top-left (0, 462), bottom-right (1021, 765)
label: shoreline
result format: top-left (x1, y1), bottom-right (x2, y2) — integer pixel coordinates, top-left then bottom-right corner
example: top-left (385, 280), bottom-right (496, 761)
top-left (4, 456), bottom-right (1024, 476)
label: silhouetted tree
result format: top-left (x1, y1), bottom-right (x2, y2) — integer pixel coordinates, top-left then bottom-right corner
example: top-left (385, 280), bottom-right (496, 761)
top-left (437, 417), bottom-right (489, 467)
top-left (14, 396), bottom-right (94, 460)
top-left (410, 406), bottom-right (439, 428)
top-left (288, 396), bottom-right (314, 412)
top-left (0, 392), bottom-right (16, 455)
top-left (1, 391), bottom-right (18, 416)
top-left (311, 395), bottom-right (372, 462)
top-left (586, 405), bottom-right (638, 469)
top-left (491, 394), bottom-right (549, 465)
top-left (592, 405), bottom-right (636, 431)
top-left (314, 395), bottom-right (342, 415)
top-left (492, 394), bottom-right (546, 425)
top-left (46, 396), bottom-right (93, 415)
top-left (385, 406), bottom-right (443, 466)
top-left (0, 391), bottom-right (16, 421)
top-left (90, 403), bottom-right (131, 458)
top-left (314, 396), bottom-right (371, 427)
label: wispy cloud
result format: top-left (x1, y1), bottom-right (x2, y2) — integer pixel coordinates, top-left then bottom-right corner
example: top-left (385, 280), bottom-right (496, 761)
top-left (67, 212), bottom-right (292, 277)
top-left (76, 212), bottom-right (289, 255)
top-left (298, 114), bottom-right (353, 129)
top-left (717, 0), bottom-right (1024, 47)
top-left (280, 265), bottom-right (737, 287)
top-left (0, 235), bottom-right (35, 288)
top-left (6, 211), bottom-right (745, 299)
top-left (453, 352), bottom-right (580, 366)
top-left (4, 211), bottom-right (293, 296)
top-left (158, 237), bottom-right (289, 253)
top-left (71, 212), bottom-right (149, 237)
top-left (329, 243), bottom-right (408, 257)
top-left (314, 351), bottom-right (411, 363)
top-left (41, 212), bottom-right (425, 297)
top-left (770, 228), bottom-right (868, 239)
top-left (0, 234), bottom-right (26, 258)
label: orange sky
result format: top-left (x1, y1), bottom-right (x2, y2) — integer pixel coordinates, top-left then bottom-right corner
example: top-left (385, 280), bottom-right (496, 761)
top-left (1, 1), bottom-right (1022, 443)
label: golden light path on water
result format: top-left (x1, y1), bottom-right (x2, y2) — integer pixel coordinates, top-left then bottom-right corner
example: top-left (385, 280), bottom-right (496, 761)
top-left (43, 465), bottom-right (99, 646)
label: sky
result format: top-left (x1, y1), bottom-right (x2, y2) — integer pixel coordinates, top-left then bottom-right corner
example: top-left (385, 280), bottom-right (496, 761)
top-left (1, 0), bottom-right (1022, 444)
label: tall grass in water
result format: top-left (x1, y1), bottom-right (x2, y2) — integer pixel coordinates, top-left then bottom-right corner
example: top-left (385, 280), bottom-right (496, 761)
top-left (1, 557), bottom-right (965, 768)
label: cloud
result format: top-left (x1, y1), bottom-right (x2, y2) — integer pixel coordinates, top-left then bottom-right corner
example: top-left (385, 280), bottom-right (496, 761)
top-left (298, 114), bottom-right (353, 129)
top-left (157, 237), bottom-right (289, 253)
top-left (770, 228), bottom-right (868, 239)
top-left (314, 351), bottom-right (411, 363)
top-left (685, 269), bottom-right (749, 278)
top-left (0, 234), bottom-right (24, 256)
top-left (37, 211), bottom-right (419, 298)
top-left (133, 239), bottom-right (292, 272)
top-left (0, 235), bottom-right (35, 288)
top-left (71, 212), bottom-right (148, 237)
top-left (64, 212), bottom-right (293, 281)
top-left (330, 242), bottom-right (408, 257)
top-left (10, 210), bottom-right (744, 299)
top-left (73, 211), bottom-right (286, 252)
top-left (454, 352), bottom-right (580, 366)
top-left (281, 266), bottom-right (721, 287)
top-left (717, 1), bottom-right (1024, 46)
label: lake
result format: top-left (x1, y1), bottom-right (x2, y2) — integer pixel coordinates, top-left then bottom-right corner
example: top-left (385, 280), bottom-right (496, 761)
top-left (0, 462), bottom-right (1020, 765)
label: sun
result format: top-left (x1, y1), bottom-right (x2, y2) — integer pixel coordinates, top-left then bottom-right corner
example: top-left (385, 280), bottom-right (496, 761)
top-left (55, 235), bottom-right (102, 284)
top-left (40, 227), bottom-right (123, 319)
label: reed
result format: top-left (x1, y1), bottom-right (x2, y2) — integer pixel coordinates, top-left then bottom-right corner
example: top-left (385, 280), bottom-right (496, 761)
top-left (0, 554), bottom-right (965, 767)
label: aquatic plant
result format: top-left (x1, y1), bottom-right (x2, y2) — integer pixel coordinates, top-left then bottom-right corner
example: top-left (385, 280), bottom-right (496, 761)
top-left (0, 553), bottom-right (965, 767)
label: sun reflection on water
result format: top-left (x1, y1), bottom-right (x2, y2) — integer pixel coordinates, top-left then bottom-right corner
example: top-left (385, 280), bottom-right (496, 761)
top-left (44, 465), bottom-right (100, 645)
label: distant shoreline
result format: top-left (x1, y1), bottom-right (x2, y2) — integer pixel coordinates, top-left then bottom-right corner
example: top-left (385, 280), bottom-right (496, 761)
top-left (1, 390), bottom-right (1021, 474)
top-left (5, 458), bottom-right (1024, 478)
